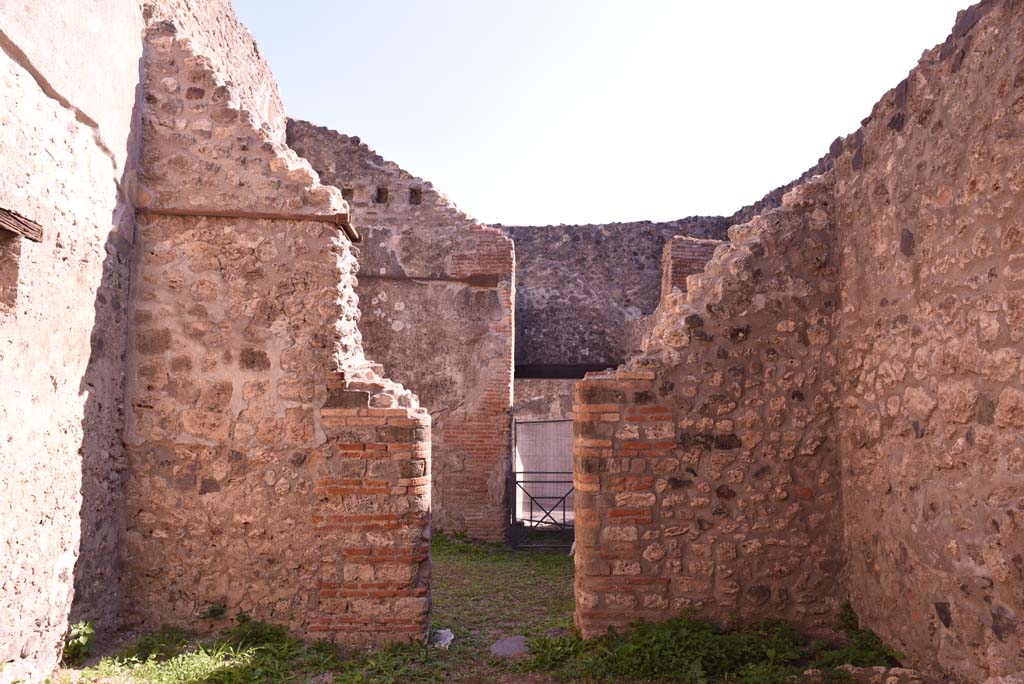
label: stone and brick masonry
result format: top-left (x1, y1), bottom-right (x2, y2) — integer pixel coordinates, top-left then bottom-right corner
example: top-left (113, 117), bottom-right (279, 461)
top-left (574, 179), bottom-right (843, 640)
top-left (4, 0), bottom-right (1024, 682)
top-left (503, 218), bottom-right (729, 373)
top-left (121, 25), bottom-right (431, 646)
top-left (573, 3), bottom-right (1024, 682)
top-left (287, 120), bottom-right (515, 543)
top-left (660, 236), bottom-right (726, 306)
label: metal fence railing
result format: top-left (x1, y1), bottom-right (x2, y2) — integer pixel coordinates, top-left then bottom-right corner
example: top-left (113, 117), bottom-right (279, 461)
top-left (510, 419), bottom-right (574, 549)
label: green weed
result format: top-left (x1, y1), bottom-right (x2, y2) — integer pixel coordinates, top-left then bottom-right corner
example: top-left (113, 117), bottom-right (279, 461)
top-left (202, 602), bottom-right (227, 620)
top-left (526, 604), bottom-right (903, 684)
top-left (811, 602), bottom-right (903, 670)
top-left (61, 621), bottom-right (95, 666)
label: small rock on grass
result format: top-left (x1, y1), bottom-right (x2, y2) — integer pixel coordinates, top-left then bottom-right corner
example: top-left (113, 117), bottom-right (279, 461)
top-left (432, 628), bottom-right (454, 649)
top-left (490, 635), bottom-right (529, 658)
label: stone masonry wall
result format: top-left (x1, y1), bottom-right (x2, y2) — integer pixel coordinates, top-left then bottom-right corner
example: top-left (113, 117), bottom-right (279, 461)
top-left (0, 3), bottom-right (143, 681)
top-left (832, 1), bottom-right (1024, 680)
top-left (141, 0), bottom-right (288, 143)
top-left (513, 379), bottom-right (577, 423)
top-left (122, 25), bottom-right (431, 646)
top-left (504, 218), bottom-right (729, 372)
top-left (573, 178), bottom-right (843, 639)
top-left (622, 235), bottom-right (726, 357)
top-left (287, 120), bottom-right (514, 542)
top-left (0, 0), bottom-right (321, 677)
top-left (572, 4), bottom-right (1024, 681)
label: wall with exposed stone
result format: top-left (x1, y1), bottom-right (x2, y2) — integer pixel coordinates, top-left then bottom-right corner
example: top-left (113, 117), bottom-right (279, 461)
top-left (503, 218), bottom-right (729, 373)
top-left (659, 237), bottom-right (726, 306)
top-left (831, 1), bottom-right (1024, 680)
top-left (0, 0), bottom-right (333, 678)
top-left (729, 149), bottom-right (836, 229)
top-left (121, 24), bottom-right (431, 647)
top-left (624, 235), bottom-right (726, 356)
top-left (6, 0), bottom-right (1024, 681)
top-left (573, 3), bottom-right (1024, 681)
top-left (0, 2), bottom-right (143, 681)
top-left (141, 0), bottom-right (287, 143)
top-left (573, 178), bottom-right (843, 639)
top-left (286, 120), bottom-right (514, 543)
top-left (513, 379), bottom-right (577, 423)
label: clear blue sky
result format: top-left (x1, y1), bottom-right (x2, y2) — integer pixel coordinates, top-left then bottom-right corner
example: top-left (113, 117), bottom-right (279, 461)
top-left (235, 1), bottom-right (969, 225)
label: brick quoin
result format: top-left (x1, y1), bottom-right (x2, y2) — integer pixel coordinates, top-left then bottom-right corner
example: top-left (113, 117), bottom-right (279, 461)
top-left (287, 120), bottom-right (515, 543)
top-left (660, 236), bottom-right (724, 306)
top-left (310, 373), bottom-right (432, 646)
top-left (573, 181), bottom-right (844, 641)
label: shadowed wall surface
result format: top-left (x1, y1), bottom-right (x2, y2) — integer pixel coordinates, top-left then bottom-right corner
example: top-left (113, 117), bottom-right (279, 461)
top-left (0, 2), bottom-right (143, 680)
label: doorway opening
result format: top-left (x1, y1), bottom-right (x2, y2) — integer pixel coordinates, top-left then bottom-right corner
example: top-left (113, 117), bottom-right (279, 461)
top-left (509, 418), bottom-right (574, 549)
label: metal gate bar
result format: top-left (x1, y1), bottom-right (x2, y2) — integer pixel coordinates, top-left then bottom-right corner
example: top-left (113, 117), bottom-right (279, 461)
top-left (509, 470), bottom-right (574, 549)
top-left (516, 472), bottom-right (574, 527)
top-left (510, 419), bottom-right (574, 550)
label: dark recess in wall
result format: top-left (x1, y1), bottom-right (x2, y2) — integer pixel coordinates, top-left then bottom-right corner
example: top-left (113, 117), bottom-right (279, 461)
top-left (515, 364), bottom-right (615, 379)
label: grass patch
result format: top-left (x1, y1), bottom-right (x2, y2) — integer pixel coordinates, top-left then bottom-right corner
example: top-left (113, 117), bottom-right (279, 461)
top-left (63, 532), bottom-right (574, 684)
top-left (811, 603), bottom-right (902, 670)
top-left (431, 531), bottom-right (575, 643)
top-left (525, 602), bottom-right (902, 684)
top-left (69, 619), bottom-right (442, 684)
top-left (59, 534), bottom-right (900, 684)
top-left (420, 531), bottom-right (576, 682)
top-left (74, 621), bottom-right (311, 683)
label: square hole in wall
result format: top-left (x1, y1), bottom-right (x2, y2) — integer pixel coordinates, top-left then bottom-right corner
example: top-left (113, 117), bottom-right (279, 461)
top-left (0, 208), bottom-right (40, 314)
top-left (374, 186), bottom-right (389, 204)
top-left (409, 187), bottom-right (422, 205)
top-left (341, 187), bottom-right (354, 201)
top-left (0, 232), bottom-right (22, 312)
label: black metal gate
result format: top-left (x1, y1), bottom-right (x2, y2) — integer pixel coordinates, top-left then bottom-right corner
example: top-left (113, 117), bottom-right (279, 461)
top-left (509, 419), bottom-right (574, 549)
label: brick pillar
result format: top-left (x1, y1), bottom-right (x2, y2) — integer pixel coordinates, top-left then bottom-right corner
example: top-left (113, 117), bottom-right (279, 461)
top-left (310, 371), bottom-right (432, 645)
top-left (573, 368), bottom-right (671, 636)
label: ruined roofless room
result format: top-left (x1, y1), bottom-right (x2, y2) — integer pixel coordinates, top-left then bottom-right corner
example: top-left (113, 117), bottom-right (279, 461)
top-left (1, 1), bottom-right (1022, 683)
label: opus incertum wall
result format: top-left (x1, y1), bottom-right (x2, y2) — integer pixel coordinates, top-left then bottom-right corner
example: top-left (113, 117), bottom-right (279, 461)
top-left (574, 3), bottom-right (1024, 681)
top-left (122, 25), bottom-right (430, 647)
top-left (833, 1), bottom-right (1024, 679)
top-left (574, 178), bottom-right (843, 641)
top-left (4, 0), bottom-right (1024, 682)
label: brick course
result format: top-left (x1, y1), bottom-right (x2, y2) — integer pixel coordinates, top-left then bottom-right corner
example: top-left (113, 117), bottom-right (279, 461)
top-left (659, 236), bottom-right (725, 305)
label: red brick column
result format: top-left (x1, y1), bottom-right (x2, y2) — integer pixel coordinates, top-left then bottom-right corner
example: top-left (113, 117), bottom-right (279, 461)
top-left (573, 369), bottom-right (673, 634)
top-left (660, 236), bottom-right (723, 305)
top-left (310, 371), bottom-right (432, 646)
